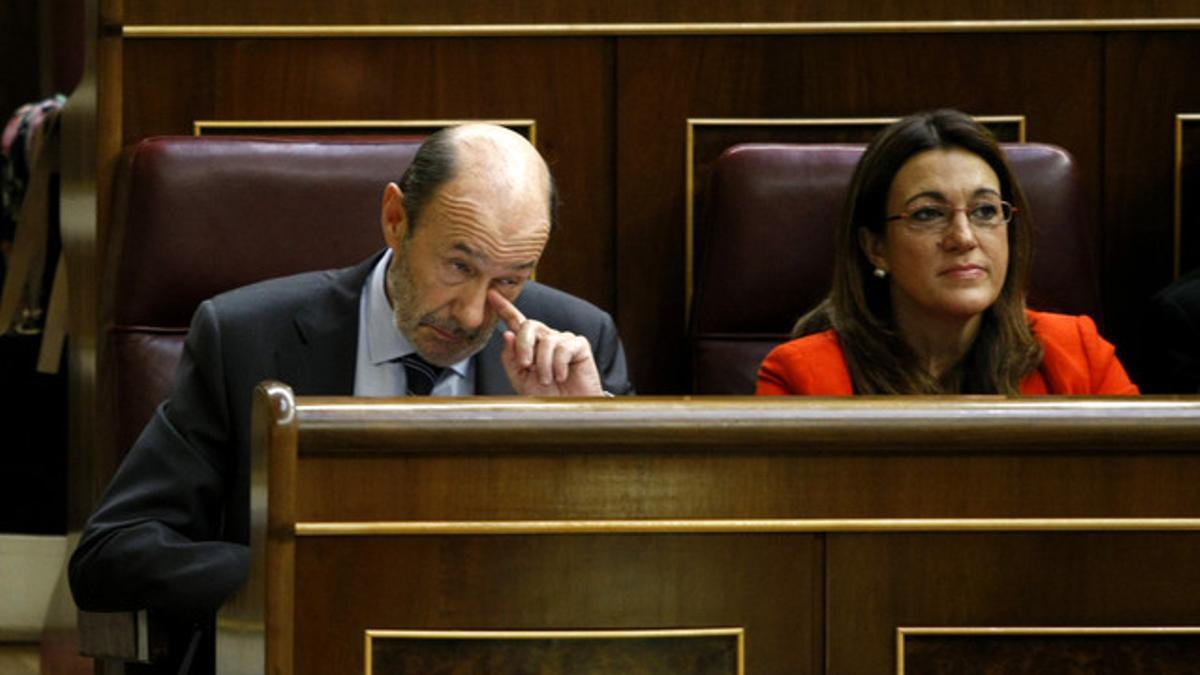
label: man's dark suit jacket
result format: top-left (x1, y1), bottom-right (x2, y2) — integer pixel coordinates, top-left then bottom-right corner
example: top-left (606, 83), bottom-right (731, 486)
top-left (1143, 267), bottom-right (1200, 393)
top-left (69, 251), bottom-right (632, 615)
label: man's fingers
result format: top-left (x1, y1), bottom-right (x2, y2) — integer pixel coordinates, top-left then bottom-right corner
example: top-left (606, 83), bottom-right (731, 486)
top-left (487, 289), bottom-right (526, 329)
top-left (514, 318), bottom-right (544, 368)
top-left (501, 330), bottom-right (518, 368)
top-left (535, 333), bottom-right (557, 385)
top-left (553, 335), bottom-right (582, 383)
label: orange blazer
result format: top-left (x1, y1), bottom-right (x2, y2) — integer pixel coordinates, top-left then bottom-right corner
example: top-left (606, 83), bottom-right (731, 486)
top-left (756, 310), bottom-right (1139, 396)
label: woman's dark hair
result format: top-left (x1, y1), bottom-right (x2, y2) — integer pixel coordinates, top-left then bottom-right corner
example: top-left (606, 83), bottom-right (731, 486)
top-left (793, 109), bottom-right (1042, 394)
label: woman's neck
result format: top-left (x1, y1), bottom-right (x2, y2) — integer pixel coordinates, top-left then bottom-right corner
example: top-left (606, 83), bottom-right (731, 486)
top-left (893, 310), bottom-right (982, 384)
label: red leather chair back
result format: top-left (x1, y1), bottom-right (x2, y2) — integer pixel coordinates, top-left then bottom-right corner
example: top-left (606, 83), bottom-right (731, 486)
top-left (691, 142), bottom-right (1100, 394)
top-left (105, 136), bottom-right (421, 458)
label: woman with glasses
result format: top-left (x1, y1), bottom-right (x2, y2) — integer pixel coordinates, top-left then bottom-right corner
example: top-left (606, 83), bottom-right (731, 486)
top-left (757, 109), bottom-right (1138, 395)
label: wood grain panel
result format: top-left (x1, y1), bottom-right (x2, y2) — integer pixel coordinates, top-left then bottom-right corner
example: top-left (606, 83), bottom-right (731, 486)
top-left (282, 397), bottom-right (1200, 524)
top-left (295, 450), bottom-right (1200, 522)
top-left (827, 533), bottom-right (1200, 673)
top-left (368, 630), bottom-right (741, 675)
top-left (121, 37), bottom-right (615, 311)
top-left (903, 631), bottom-right (1200, 674)
top-left (223, 393), bottom-right (1200, 675)
top-left (118, 1), bottom-right (1200, 26)
top-left (293, 535), bottom-right (821, 675)
top-left (0, 2), bottom-right (42, 120)
top-left (1105, 33), bottom-right (1200, 385)
top-left (1180, 116), bottom-right (1200, 275)
top-left (617, 34), bottom-right (1102, 392)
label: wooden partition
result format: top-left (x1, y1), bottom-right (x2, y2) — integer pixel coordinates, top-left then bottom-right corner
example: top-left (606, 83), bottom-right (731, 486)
top-left (219, 383), bottom-right (1200, 674)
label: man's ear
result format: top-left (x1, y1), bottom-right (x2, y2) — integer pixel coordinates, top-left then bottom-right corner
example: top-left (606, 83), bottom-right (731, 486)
top-left (857, 226), bottom-right (888, 272)
top-left (381, 182), bottom-right (408, 248)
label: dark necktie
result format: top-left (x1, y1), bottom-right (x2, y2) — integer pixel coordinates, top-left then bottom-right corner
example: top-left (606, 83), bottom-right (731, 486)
top-left (397, 353), bottom-right (444, 396)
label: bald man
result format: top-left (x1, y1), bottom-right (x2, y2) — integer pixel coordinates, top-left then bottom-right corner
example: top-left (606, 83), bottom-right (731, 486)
top-left (70, 126), bottom-right (632, 626)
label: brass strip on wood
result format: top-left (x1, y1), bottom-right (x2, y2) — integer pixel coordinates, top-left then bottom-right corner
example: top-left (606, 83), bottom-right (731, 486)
top-left (368, 627), bottom-right (744, 639)
top-left (295, 518), bottom-right (1200, 536)
top-left (1175, 114), bottom-right (1200, 280)
top-left (901, 626), bottom-right (1200, 636)
top-left (122, 19), bottom-right (1200, 39)
top-left (193, 118), bottom-right (537, 146)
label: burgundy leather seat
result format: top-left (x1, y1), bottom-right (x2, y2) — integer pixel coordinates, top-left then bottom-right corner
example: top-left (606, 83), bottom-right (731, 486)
top-left (690, 142), bottom-right (1100, 394)
top-left (105, 136), bottom-right (421, 462)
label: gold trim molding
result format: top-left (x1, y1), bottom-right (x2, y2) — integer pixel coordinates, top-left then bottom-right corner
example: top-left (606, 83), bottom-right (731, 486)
top-left (896, 625), bottom-right (1200, 675)
top-left (193, 118), bottom-right (538, 145)
top-left (122, 19), bottom-right (1200, 39)
top-left (1175, 114), bottom-right (1199, 279)
top-left (296, 517), bottom-right (1200, 536)
top-left (366, 628), bottom-right (745, 675)
top-left (368, 627), bottom-right (744, 639)
top-left (684, 116), bottom-right (1026, 323)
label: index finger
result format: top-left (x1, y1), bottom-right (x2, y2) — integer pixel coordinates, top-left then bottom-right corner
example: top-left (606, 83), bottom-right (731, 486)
top-left (487, 289), bottom-right (526, 328)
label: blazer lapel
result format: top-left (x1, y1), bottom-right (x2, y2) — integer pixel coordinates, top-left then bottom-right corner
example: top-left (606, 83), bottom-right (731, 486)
top-left (275, 254), bottom-right (380, 396)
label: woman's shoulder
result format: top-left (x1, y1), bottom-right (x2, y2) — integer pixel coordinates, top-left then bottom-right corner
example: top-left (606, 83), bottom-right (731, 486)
top-left (757, 329), bottom-right (854, 395)
top-left (1023, 309), bottom-right (1139, 394)
top-left (767, 329), bottom-right (844, 360)
top-left (1025, 308), bottom-right (1098, 341)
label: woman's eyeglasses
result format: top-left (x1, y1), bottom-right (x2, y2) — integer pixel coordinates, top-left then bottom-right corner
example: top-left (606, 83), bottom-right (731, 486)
top-left (886, 200), bottom-right (1016, 233)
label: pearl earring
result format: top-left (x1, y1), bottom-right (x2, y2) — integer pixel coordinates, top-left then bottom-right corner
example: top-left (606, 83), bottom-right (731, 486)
top-left (873, 267), bottom-right (887, 279)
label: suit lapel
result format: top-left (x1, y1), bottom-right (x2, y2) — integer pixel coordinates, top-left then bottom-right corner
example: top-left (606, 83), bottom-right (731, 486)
top-left (275, 254), bottom-right (381, 396)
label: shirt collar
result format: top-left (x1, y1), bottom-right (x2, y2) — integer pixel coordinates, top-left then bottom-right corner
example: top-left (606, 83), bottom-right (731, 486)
top-left (364, 249), bottom-right (471, 377)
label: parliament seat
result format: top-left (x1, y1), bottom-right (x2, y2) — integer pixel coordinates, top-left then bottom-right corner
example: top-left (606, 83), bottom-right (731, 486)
top-left (103, 136), bottom-right (421, 469)
top-left (690, 142), bottom-right (1100, 394)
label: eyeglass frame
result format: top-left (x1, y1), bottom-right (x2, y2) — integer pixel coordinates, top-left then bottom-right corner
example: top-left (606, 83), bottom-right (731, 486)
top-left (884, 199), bottom-right (1017, 233)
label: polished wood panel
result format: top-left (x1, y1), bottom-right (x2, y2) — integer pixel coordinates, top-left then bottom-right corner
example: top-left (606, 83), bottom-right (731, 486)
top-left (368, 629), bottom-right (741, 675)
top-left (118, 1), bottom-right (1200, 26)
top-left (295, 536), bottom-right (813, 675)
top-left (214, 391), bottom-right (1200, 675)
top-left (1180, 117), bottom-right (1200, 276)
top-left (0, 3), bottom-right (41, 121)
top-left (120, 37), bottom-right (615, 311)
top-left (289, 396), bottom-right (1200, 522)
top-left (1105, 33), bottom-right (1200, 379)
top-left (296, 449), bottom-right (1200, 522)
top-left (828, 533), bottom-right (1200, 672)
top-left (618, 34), bottom-right (1102, 391)
top-left (903, 631), bottom-right (1200, 674)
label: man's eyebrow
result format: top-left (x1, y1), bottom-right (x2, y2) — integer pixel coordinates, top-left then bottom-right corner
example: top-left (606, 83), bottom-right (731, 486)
top-left (451, 242), bottom-right (537, 272)
top-left (451, 242), bottom-right (486, 262)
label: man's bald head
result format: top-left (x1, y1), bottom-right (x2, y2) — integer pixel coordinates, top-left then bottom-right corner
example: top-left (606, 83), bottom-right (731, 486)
top-left (380, 124), bottom-right (556, 366)
top-left (397, 124), bottom-right (557, 236)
